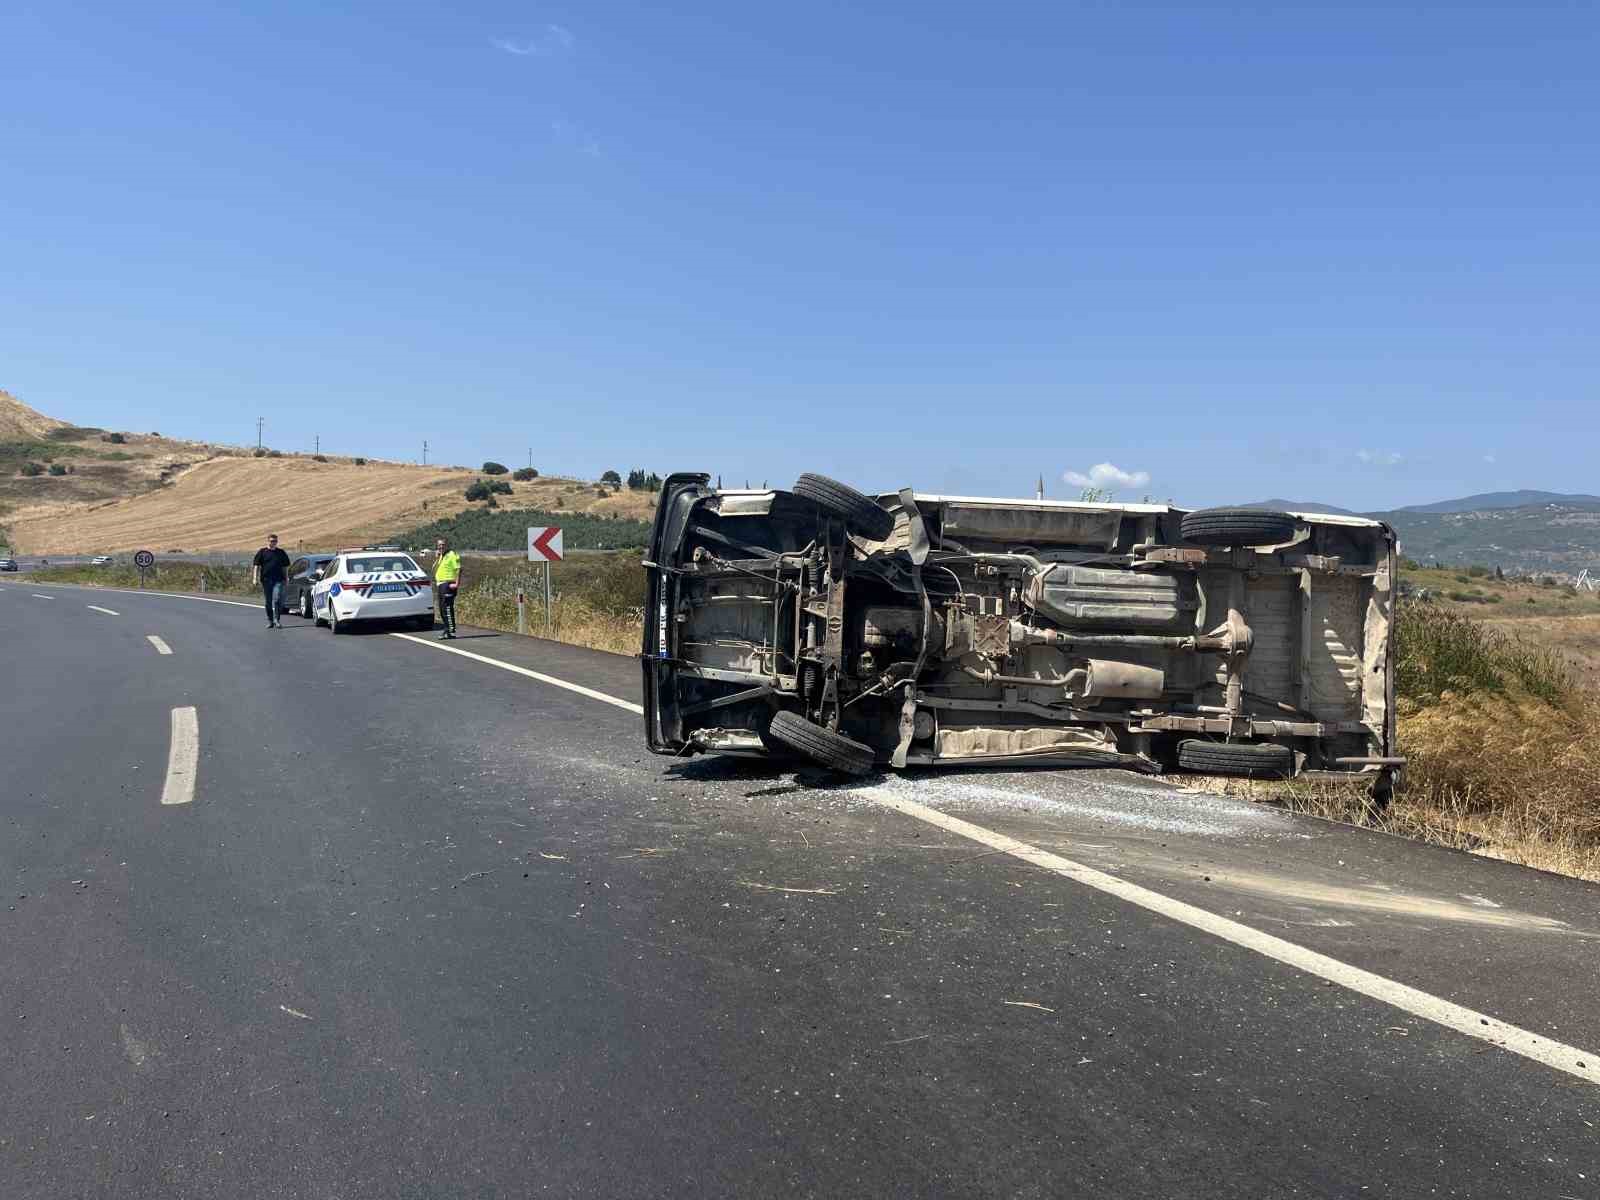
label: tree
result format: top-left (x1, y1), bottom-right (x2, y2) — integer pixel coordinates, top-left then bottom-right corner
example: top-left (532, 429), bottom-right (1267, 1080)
top-left (600, 469), bottom-right (622, 486)
top-left (489, 479), bottom-right (513, 495)
top-left (513, 467), bottom-right (538, 482)
top-left (465, 479), bottom-right (492, 502)
top-left (106, 432), bottom-right (126, 444)
top-left (644, 471), bottom-right (662, 492)
top-left (482, 461), bottom-right (509, 475)
top-left (353, 457), bottom-right (368, 466)
top-left (19, 462), bottom-right (44, 477)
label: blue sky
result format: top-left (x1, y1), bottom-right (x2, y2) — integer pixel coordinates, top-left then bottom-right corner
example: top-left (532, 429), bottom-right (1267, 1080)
top-left (3, 1), bottom-right (1595, 509)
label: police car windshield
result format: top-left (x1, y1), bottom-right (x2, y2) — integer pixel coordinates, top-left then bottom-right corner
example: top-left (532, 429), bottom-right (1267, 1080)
top-left (347, 555), bottom-right (419, 574)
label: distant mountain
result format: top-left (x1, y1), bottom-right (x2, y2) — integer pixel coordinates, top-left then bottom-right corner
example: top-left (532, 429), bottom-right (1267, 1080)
top-left (1393, 490), bottom-right (1600, 514)
top-left (1236, 498), bottom-right (1361, 517)
top-left (1228, 491), bottom-right (1600, 572)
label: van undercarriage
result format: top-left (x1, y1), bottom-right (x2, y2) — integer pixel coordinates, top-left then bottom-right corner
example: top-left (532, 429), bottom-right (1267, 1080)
top-left (643, 474), bottom-right (1400, 794)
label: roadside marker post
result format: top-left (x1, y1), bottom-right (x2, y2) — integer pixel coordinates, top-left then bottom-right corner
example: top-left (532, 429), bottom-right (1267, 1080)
top-left (527, 526), bottom-right (564, 638)
top-left (517, 590), bottom-right (527, 636)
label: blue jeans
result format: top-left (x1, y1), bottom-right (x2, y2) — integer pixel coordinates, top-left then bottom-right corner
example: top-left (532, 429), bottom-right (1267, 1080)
top-left (262, 579), bottom-right (283, 623)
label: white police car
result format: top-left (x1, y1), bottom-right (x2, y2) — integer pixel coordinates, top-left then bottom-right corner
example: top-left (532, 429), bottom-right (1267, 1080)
top-left (312, 548), bottom-right (435, 634)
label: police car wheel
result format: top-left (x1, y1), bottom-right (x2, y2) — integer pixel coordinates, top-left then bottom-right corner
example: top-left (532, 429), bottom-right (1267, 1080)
top-left (330, 603), bottom-right (346, 634)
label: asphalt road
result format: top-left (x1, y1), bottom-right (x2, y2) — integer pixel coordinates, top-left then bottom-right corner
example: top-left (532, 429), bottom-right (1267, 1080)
top-left (3, 580), bottom-right (1600, 1198)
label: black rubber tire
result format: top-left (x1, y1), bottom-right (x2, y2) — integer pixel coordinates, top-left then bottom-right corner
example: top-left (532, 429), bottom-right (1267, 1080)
top-left (766, 710), bottom-right (876, 776)
top-left (792, 473), bottom-right (895, 542)
top-left (330, 603), bottom-right (347, 635)
top-left (1180, 507), bottom-right (1297, 548)
top-left (1178, 739), bottom-right (1293, 779)
top-left (413, 614), bottom-right (435, 632)
top-left (300, 590), bottom-right (313, 620)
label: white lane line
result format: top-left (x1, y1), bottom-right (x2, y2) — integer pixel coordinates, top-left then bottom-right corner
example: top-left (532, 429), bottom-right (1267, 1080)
top-left (32, 593), bottom-right (55, 600)
top-left (863, 787), bottom-right (1600, 1087)
top-left (25, 583), bottom-right (257, 608)
top-left (87, 604), bottom-right (121, 616)
top-left (161, 707), bottom-right (199, 806)
top-left (146, 635), bottom-right (173, 655)
top-left (387, 632), bottom-right (645, 714)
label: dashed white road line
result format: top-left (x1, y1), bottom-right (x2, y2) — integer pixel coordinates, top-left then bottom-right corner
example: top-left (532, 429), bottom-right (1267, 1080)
top-left (863, 787), bottom-right (1600, 1087)
top-left (32, 593), bottom-right (54, 600)
top-left (388, 632), bottom-right (645, 714)
top-left (146, 635), bottom-right (173, 655)
top-left (161, 706), bottom-right (199, 806)
top-left (24, 583), bottom-right (257, 608)
top-left (87, 604), bottom-right (120, 616)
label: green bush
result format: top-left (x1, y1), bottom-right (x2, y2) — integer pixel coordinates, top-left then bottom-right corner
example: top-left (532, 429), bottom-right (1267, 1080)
top-left (600, 470), bottom-right (622, 486)
top-left (482, 461), bottom-right (508, 475)
top-left (353, 457), bottom-right (367, 466)
top-left (513, 467), bottom-right (538, 482)
top-left (106, 432), bottom-right (126, 444)
top-left (465, 480), bottom-right (492, 502)
top-left (1465, 564), bottom-right (1490, 578)
top-left (253, 448), bottom-right (267, 457)
top-left (489, 479), bottom-right (512, 496)
top-left (47, 463), bottom-right (67, 476)
top-left (19, 462), bottom-right (44, 477)
top-left (313, 454), bottom-right (328, 462)
top-left (1396, 601), bottom-right (1573, 704)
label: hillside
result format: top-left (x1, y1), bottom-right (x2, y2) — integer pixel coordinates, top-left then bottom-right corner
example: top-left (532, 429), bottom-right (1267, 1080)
top-left (1235, 489), bottom-right (1600, 574)
top-left (0, 390), bottom-right (70, 441)
top-left (1383, 502), bottom-right (1600, 573)
top-left (0, 392), bottom-right (658, 552)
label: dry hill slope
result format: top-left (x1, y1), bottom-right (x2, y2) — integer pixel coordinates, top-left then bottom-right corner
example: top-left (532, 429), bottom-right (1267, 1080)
top-left (1, 391), bottom-right (657, 552)
top-left (0, 390), bottom-right (70, 441)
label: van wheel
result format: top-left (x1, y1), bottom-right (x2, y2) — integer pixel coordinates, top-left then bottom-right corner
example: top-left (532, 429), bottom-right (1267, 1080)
top-left (1180, 507), bottom-right (1297, 547)
top-left (1177, 739), bottom-right (1293, 779)
top-left (766, 711), bottom-right (876, 776)
top-left (793, 473), bottom-right (896, 542)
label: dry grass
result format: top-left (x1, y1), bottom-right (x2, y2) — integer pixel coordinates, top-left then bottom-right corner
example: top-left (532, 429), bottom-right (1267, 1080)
top-left (1215, 602), bottom-right (1600, 881)
top-left (450, 552), bottom-right (644, 656)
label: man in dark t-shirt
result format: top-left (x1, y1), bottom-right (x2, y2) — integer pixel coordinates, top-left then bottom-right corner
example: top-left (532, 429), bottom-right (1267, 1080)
top-left (252, 533), bottom-right (292, 629)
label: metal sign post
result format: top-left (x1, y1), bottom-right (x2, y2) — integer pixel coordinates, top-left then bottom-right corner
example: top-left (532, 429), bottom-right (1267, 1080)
top-left (526, 526), bottom-right (564, 639)
top-left (133, 548), bottom-right (155, 590)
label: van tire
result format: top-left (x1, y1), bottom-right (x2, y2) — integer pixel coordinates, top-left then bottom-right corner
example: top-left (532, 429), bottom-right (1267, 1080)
top-left (766, 711), bottom-right (876, 776)
top-left (793, 473), bottom-right (896, 542)
top-left (1181, 508), bottom-right (1297, 547)
top-left (1178, 739), bottom-right (1293, 779)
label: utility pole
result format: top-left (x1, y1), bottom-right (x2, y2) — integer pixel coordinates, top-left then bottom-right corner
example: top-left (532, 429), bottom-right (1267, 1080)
top-left (314, 434), bottom-right (320, 454)
top-left (422, 440), bottom-right (428, 465)
top-left (256, 417), bottom-right (264, 450)
top-left (528, 447), bottom-right (533, 470)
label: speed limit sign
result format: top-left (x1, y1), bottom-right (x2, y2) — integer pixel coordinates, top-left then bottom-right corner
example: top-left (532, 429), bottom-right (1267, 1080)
top-left (133, 549), bottom-right (155, 569)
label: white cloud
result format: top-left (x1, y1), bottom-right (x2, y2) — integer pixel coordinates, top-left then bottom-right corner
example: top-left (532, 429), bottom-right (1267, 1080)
top-left (1483, 453), bottom-right (1497, 464)
top-left (492, 24), bottom-right (575, 57)
top-left (1062, 462), bottom-right (1150, 492)
top-left (1356, 448), bottom-right (1404, 467)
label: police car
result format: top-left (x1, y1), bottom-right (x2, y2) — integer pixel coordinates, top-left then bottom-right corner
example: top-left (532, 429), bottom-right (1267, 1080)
top-left (312, 547), bottom-right (435, 634)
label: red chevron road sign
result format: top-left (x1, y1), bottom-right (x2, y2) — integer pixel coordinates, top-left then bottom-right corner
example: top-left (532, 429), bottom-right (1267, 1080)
top-left (527, 526), bottom-right (564, 562)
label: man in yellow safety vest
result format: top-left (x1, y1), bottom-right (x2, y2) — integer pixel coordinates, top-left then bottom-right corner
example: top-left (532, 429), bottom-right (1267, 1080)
top-left (433, 536), bottom-right (462, 639)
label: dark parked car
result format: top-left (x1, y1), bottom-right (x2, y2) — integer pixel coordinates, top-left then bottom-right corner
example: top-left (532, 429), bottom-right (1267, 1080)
top-left (0, 557), bottom-right (17, 572)
top-left (282, 554), bottom-right (336, 618)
